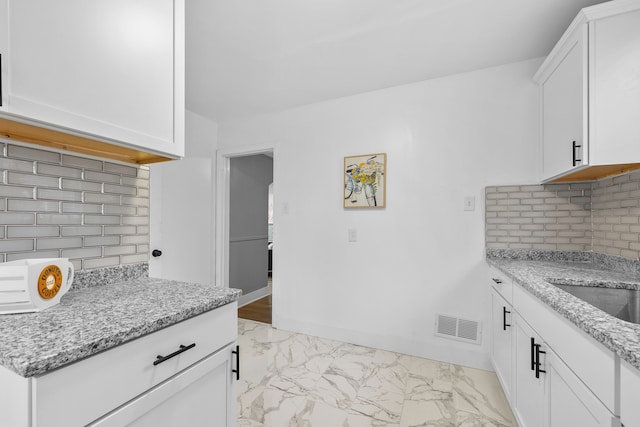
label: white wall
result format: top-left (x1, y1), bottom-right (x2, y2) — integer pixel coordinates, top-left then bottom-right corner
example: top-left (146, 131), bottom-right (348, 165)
top-left (217, 59), bottom-right (541, 369)
top-left (149, 110), bottom-right (218, 284)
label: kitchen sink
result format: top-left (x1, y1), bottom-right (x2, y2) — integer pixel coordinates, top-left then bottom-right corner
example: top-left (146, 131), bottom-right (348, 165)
top-left (548, 280), bottom-right (640, 324)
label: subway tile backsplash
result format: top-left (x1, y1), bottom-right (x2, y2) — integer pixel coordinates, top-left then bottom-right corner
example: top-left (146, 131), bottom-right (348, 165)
top-left (0, 140), bottom-right (149, 270)
top-left (485, 183), bottom-right (592, 251)
top-left (486, 169), bottom-right (640, 260)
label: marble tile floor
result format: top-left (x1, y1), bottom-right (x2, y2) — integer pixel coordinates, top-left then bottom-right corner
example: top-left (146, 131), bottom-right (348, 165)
top-left (237, 319), bottom-right (516, 427)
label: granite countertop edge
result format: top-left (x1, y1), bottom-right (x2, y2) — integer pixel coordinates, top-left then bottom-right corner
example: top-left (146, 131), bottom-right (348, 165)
top-left (486, 249), bottom-right (640, 371)
top-left (0, 274), bottom-right (242, 378)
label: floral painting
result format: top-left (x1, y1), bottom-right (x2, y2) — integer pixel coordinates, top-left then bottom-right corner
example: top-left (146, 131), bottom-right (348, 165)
top-left (344, 153), bottom-right (386, 208)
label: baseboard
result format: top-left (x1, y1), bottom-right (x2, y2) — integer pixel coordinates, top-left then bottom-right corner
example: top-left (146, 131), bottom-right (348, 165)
top-left (238, 286), bottom-right (271, 308)
top-left (272, 314), bottom-right (493, 371)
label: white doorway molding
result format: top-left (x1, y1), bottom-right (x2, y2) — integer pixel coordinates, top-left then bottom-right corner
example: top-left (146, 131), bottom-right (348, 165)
top-left (215, 143), bottom-right (277, 291)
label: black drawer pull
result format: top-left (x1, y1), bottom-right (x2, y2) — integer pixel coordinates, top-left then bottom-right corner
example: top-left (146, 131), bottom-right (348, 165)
top-left (153, 343), bottom-right (196, 366)
top-left (530, 337), bottom-right (536, 371)
top-left (535, 344), bottom-right (546, 378)
top-left (492, 278), bottom-right (502, 284)
top-left (502, 306), bottom-right (511, 330)
top-left (232, 345), bottom-right (240, 380)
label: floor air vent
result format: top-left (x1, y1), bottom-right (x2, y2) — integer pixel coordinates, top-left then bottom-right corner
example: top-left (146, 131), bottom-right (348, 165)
top-left (435, 314), bottom-right (482, 345)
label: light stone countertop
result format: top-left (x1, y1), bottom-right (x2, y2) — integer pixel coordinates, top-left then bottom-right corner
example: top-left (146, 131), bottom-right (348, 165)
top-left (487, 249), bottom-right (640, 371)
top-left (0, 264), bottom-right (241, 377)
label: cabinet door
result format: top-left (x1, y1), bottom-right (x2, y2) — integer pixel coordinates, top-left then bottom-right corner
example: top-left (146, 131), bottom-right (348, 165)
top-left (589, 9), bottom-right (640, 165)
top-left (0, 0), bottom-right (7, 110)
top-left (90, 344), bottom-right (237, 427)
top-left (490, 288), bottom-right (513, 400)
top-left (621, 361), bottom-right (640, 427)
top-left (541, 25), bottom-right (587, 181)
top-left (547, 347), bottom-right (614, 427)
top-left (6, 0), bottom-right (183, 157)
top-left (513, 315), bottom-right (546, 427)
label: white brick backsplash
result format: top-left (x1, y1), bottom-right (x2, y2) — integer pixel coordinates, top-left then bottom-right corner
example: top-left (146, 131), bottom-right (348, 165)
top-left (104, 162), bottom-right (137, 176)
top-left (0, 185), bottom-right (35, 199)
top-left (37, 163), bottom-right (82, 178)
top-left (61, 178), bottom-right (102, 192)
top-left (37, 188), bottom-right (82, 202)
top-left (7, 226), bottom-right (60, 238)
top-left (36, 237), bottom-right (83, 250)
top-left (84, 170), bottom-right (121, 184)
top-left (0, 212), bottom-right (36, 224)
top-left (84, 236), bottom-right (120, 247)
top-left (487, 169), bottom-right (640, 259)
top-left (62, 202), bottom-right (102, 214)
top-left (0, 157), bottom-right (35, 173)
top-left (0, 141), bottom-right (150, 269)
top-left (61, 226), bottom-right (102, 236)
top-left (61, 155), bottom-right (103, 171)
top-left (8, 144), bottom-right (60, 163)
top-left (8, 172), bottom-right (59, 188)
top-left (8, 199), bottom-right (59, 212)
top-left (84, 215), bottom-right (121, 225)
top-left (37, 213), bottom-right (83, 225)
top-left (0, 239), bottom-right (34, 252)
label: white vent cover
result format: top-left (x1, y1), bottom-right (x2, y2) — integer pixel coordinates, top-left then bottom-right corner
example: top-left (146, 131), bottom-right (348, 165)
top-left (435, 314), bottom-right (482, 345)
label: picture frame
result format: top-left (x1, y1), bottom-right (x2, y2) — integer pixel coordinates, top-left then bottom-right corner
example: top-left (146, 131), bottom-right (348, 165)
top-left (343, 153), bottom-right (386, 208)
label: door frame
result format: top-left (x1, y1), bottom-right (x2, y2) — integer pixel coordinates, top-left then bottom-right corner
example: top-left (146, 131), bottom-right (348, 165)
top-left (215, 143), bottom-right (276, 291)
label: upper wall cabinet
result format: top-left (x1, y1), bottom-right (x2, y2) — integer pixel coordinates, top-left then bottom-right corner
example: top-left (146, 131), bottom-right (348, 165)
top-left (0, 0), bottom-right (184, 163)
top-left (533, 1), bottom-right (640, 183)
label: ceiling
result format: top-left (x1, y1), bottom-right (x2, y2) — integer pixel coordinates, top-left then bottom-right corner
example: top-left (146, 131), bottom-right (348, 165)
top-left (185, 0), bottom-right (606, 122)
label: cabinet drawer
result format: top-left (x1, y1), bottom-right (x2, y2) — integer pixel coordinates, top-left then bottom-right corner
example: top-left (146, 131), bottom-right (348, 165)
top-left (32, 302), bottom-right (237, 427)
top-left (489, 268), bottom-right (513, 303)
top-left (513, 285), bottom-right (616, 413)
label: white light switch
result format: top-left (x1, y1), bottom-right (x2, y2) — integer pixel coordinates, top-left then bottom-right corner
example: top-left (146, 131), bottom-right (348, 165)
top-left (464, 196), bottom-right (475, 211)
top-left (348, 228), bottom-right (357, 242)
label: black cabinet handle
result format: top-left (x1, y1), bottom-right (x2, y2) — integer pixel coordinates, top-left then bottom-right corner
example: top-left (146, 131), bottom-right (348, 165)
top-left (572, 141), bottom-right (582, 166)
top-left (492, 278), bottom-right (502, 284)
top-left (535, 344), bottom-right (546, 378)
top-left (502, 306), bottom-right (511, 330)
top-left (232, 345), bottom-right (240, 380)
top-left (152, 249), bottom-right (162, 257)
top-left (530, 337), bottom-right (536, 371)
top-left (153, 343), bottom-right (196, 366)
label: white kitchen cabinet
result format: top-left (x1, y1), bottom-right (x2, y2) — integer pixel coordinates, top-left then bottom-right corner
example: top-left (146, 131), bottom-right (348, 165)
top-left (0, 0), bottom-right (7, 109)
top-left (90, 344), bottom-right (237, 427)
top-left (534, 2), bottom-right (640, 182)
top-left (621, 360), bottom-right (640, 427)
top-left (546, 344), bottom-right (615, 427)
top-left (490, 286), bottom-right (513, 401)
top-left (512, 313), bottom-right (615, 427)
top-left (539, 22), bottom-right (586, 180)
top-left (0, 0), bottom-right (184, 159)
top-left (488, 268), bottom-right (619, 427)
top-left (0, 302), bottom-right (238, 427)
top-left (512, 314), bottom-right (545, 427)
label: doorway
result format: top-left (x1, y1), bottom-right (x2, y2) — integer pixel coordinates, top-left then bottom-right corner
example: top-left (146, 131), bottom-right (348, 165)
top-left (216, 145), bottom-right (275, 324)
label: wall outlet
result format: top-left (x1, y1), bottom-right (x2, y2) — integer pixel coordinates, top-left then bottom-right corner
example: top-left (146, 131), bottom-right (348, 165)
top-left (348, 228), bottom-right (357, 242)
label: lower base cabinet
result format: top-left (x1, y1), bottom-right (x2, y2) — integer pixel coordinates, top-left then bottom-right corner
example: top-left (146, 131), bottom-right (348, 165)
top-left (547, 345), bottom-right (614, 427)
top-left (90, 344), bottom-right (236, 427)
top-left (513, 316), bottom-right (545, 427)
top-left (0, 303), bottom-right (239, 427)
top-left (490, 272), bottom-right (619, 427)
